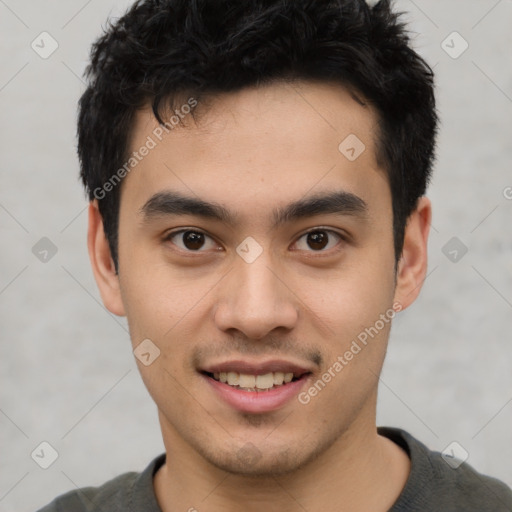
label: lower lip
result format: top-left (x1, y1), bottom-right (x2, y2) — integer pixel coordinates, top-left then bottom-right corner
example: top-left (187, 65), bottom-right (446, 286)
top-left (202, 373), bottom-right (310, 414)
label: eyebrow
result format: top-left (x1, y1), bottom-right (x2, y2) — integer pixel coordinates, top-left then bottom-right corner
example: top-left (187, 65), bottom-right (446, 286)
top-left (139, 189), bottom-right (368, 229)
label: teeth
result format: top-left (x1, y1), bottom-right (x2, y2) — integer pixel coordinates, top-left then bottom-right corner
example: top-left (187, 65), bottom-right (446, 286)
top-left (274, 372), bottom-right (284, 385)
top-left (255, 373), bottom-right (274, 389)
top-left (239, 374), bottom-right (256, 388)
top-left (227, 372), bottom-right (239, 386)
top-left (214, 371), bottom-right (296, 390)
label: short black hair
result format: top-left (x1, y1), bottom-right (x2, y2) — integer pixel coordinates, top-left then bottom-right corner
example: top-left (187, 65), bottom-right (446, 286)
top-left (78, 0), bottom-right (437, 272)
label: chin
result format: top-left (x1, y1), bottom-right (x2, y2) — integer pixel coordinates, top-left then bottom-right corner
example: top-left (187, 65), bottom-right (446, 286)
top-left (198, 437), bottom-right (327, 478)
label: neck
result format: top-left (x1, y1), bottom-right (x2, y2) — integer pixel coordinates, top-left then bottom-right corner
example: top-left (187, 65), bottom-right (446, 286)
top-left (154, 411), bottom-right (410, 512)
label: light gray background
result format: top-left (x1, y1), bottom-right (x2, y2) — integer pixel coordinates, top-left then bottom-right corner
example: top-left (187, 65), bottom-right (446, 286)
top-left (1, 1), bottom-right (511, 510)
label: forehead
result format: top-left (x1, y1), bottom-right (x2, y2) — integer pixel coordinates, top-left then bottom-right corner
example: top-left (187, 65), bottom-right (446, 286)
top-left (120, 80), bottom-right (388, 226)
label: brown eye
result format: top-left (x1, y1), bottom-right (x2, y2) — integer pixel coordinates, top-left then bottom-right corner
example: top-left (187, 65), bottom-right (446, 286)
top-left (182, 231), bottom-right (205, 250)
top-left (306, 231), bottom-right (329, 250)
top-left (293, 229), bottom-right (344, 252)
top-left (165, 229), bottom-right (218, 252)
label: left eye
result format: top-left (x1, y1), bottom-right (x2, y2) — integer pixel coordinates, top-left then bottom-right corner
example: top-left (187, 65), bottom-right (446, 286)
top-left (293, 229), bottom-right (343, 252)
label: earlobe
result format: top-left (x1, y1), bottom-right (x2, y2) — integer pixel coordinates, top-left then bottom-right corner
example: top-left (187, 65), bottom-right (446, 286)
top-left (393, 196), bottom-right (431, 310)
top-left (87, 201), bottom-right (126, 317)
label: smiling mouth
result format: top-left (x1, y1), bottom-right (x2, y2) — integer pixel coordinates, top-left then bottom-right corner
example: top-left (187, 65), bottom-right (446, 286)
top-left (202, 371), bottom-right (309, 392)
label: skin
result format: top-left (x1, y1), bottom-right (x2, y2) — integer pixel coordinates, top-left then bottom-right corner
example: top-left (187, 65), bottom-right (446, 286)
top-left (88, 80), bottom-right (431, 511)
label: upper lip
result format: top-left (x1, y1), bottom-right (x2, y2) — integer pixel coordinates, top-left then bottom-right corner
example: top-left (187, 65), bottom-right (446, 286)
top-left (200, 359), bottom-right (313, 378)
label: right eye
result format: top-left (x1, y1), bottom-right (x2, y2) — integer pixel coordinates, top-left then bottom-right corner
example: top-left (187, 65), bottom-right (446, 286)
top-left (163, 229), bottom-right (220, 252)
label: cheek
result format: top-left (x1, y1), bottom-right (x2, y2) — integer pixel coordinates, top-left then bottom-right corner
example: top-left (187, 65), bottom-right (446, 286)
top-left (118, 257), bottom-right (224, 382)
top-left (120, 270), bottom-right (201, 341)
top-left (298, 257), bottom-right (396, 339)
top-left (119, 268), bottom-right (203, 401)
top-left (298, 268), bottom-right (396, 411)
top-left (117, 233), bottom-right (185, 336)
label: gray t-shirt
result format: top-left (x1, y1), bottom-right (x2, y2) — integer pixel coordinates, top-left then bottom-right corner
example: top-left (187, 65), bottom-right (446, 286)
top-left (36, 427), bottom-right (512, 511)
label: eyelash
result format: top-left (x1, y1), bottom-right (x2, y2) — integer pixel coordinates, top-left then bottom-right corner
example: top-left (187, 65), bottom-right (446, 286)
top-left (162, 227), bottom-right (348, 255)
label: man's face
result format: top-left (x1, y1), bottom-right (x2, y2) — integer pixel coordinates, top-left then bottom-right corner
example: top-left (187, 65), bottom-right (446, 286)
top-left (114, 81), bottom-right (399, 475)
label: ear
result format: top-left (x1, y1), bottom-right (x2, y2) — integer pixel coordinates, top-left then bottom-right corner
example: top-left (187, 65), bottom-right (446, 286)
top-left (87, 200), bottom-right (126, 316)
top-left (393, 196), bottom-right (431, 310)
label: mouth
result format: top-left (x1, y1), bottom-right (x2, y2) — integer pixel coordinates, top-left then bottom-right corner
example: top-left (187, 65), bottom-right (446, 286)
top-left (199, 360), bottom-right (313, 413)
top-left (202, 370), bottom-right (308, 392)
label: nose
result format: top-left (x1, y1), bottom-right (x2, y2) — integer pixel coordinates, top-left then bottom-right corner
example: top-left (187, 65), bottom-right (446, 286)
top-left (213, 254), bottom-right (299, 340)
